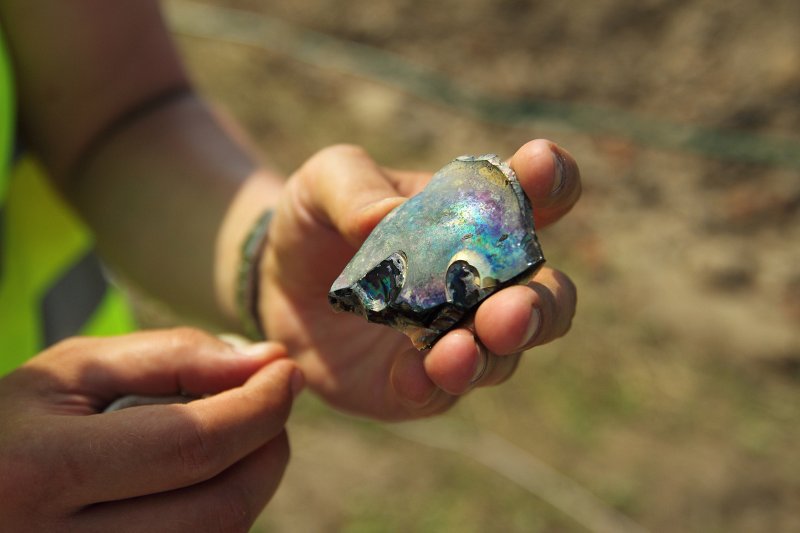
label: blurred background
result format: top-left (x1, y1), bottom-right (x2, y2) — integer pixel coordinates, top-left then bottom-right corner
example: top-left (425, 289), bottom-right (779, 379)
top-left (163, 0), bottom-right (799, 531)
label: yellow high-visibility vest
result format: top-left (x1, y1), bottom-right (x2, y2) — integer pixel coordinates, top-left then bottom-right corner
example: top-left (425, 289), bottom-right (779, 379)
top-left (0, 26), bottom-right (135, 377)
top-left (0, 24), bottom-right (11, 203)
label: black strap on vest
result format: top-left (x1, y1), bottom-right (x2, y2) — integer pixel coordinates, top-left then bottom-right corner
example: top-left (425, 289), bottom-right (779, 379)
top-left (40, 251), bottom-right (108, 346)
top-left (0, 206), bottom-right (5, 282)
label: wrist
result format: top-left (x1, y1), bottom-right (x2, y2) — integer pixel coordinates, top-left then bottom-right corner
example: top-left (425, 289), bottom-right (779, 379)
top-left (215, 173), bottom-right (283, 333)
top-left (236, 209), bottom-right (273, 339)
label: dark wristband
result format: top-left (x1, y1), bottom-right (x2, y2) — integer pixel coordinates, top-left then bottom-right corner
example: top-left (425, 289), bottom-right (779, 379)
top-left (236, 209), bottom-right (274, 340)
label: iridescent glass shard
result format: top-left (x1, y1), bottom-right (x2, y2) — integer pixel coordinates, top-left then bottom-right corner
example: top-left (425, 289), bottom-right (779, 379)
top-left (328, 154), bottom-right (545, 350)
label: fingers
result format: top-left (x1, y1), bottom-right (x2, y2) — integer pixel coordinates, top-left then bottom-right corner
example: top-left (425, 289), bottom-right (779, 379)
top-left (75, 432), bottom-right (290, 533)
top-left (293, 140), bottom-right (579, 247)
top-left (28, 328), bottom-right (287, 407)
top-left (390, 330), bottom-right (522, 410)
top-left (296, 144), bottom-right (406, 246)
top-left (56, 357), bottom-right (299, 506)
top-left (424, 330), bottom-right (482, 395)
top-left (470, 342), bottom-right (523, 388)
top-left (421, 330), bottom-right (522, 395)
top-left (401, 266), bottom-right (576, 397)
top-left (390, 347), bottom-right (458, 418)
top-left (383, 140), bottom-right (582, 219)
top-left (509, 139), bottom-right (581, 229)
top-left (475, 267), bottom-right (578, 354)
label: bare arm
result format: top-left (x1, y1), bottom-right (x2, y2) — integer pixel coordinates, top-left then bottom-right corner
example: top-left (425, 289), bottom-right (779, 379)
top-left (1, 0), bottom-right (281, 328)
top-left (0, 8), bottom-right (301, 525)
top-left (2, 1), bottom-right (581, 420)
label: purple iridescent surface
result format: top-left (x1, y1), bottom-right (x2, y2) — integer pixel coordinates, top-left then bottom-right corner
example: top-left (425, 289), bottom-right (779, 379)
top-left (328, 154), bottom-right (545, 350)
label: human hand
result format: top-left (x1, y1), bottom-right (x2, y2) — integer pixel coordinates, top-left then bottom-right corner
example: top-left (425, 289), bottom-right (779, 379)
top-left (0, 329), bottom-right (302, 532)
top-left (262, 140), bottom-right (579, 420)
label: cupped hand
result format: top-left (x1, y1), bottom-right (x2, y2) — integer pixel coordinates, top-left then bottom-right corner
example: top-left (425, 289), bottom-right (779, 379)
top-left (0, 328), bottom-right (301, 532)
top-left (262, 140), bottom-right (580, 420)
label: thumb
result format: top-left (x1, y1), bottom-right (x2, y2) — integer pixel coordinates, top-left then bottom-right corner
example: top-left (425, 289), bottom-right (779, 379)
top-left (352, 196), bottom-right (407, 241)
top-left (296, 144), bottom-right (406, 247)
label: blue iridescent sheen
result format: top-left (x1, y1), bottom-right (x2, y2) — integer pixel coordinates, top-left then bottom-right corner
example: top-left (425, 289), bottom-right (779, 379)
top-left (328, 154), bottom-right (545, 349)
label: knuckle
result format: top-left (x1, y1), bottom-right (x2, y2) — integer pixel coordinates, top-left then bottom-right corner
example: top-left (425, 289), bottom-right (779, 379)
top-left (168, 327), bottom-right (213, 349)
top-left (532, 269), bottom-right (577, 343)
top-left (23, 336), bottom-right (97, 383)
top-left (536, 267), bottom-right (576, 315)
top-left (305, 144), bottom-right (368, 174)
top-left (174, 416), bottom-right (219, 480)
top-left (43, 335), bottom-right (94, 361)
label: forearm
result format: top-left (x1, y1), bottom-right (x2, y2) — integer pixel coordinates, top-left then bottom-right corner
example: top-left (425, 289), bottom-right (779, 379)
top-left (1, 0), bottom-right (284, 330)
top-left (66, 93), bottom-right (284, 329)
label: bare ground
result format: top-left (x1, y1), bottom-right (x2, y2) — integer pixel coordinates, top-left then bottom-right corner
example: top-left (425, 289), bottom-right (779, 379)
top-left (164, 1), bottom-right (800, 531)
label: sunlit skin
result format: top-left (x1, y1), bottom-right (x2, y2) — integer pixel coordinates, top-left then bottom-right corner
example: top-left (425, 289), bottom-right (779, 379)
top-left (0, 0), bottom-right (580, 529)
top-left (262, 140), bottom-right (580, 418)
top-left (328, 155), bottom-right (546, 351)
top-left (0, 329), bottom-right (301, 530)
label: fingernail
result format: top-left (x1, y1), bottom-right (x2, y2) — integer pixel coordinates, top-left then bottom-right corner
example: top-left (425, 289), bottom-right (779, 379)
top-left (290, 368), bottom-right (306, 398)
top-left (523, 307), bottom-right (542, 347)
top-left (233, 341), bottom-right (272, 357)
top-left (470, 341), bottom-right (490, 384)
top-left (550, 148), bottom-right (567, 196)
